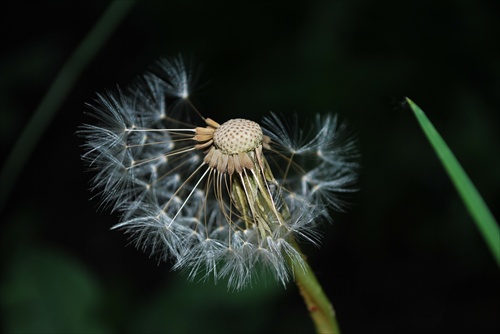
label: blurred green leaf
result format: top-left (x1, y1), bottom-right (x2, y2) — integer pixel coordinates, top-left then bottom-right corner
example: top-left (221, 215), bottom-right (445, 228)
top-left (1, 247), bottom-right (109, 334)
top-left (127, 273), bottom-right (289, 334)
top-left (407, 97), bottom-right (499, 267)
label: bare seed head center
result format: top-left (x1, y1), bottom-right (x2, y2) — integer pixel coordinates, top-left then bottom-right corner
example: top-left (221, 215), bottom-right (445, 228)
top-left (213, 119), bottom-right (263, 154)
top-left (194, 117), bottom-right (271, 175)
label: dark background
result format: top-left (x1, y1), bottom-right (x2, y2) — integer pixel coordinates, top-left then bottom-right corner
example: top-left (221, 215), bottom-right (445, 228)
top-left (1, 1), bottom-right (499, 333)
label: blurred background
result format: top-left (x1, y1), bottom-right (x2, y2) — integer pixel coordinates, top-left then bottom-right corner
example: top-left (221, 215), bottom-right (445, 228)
top-left (1, 1), bottom-right (499, 333)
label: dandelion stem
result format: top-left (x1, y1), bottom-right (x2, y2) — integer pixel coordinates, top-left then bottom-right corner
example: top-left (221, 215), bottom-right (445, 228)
top-left (291, 239), bottom-right (341, 334)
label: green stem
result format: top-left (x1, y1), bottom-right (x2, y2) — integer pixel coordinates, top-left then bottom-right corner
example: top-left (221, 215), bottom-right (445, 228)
top-left (291, 239), bottom-right (341, 334)
top-left (0, 0), bottom-right (136, 214)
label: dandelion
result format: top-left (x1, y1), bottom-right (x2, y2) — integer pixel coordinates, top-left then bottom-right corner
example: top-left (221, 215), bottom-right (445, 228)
top-left (80, 56), bottom-right (358, 293)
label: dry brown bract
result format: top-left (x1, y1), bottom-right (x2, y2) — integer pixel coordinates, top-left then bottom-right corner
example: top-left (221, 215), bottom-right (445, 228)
top-left (192, 117), bottom-right (280, 237)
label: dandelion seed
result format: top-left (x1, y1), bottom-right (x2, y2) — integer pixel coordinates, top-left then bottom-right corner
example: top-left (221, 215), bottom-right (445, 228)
top-left (80, 55), bottom-right (359, 289)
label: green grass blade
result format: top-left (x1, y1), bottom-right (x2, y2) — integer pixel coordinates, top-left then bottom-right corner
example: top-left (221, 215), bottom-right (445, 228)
top-left (406, 98), bottom-right (499, 267)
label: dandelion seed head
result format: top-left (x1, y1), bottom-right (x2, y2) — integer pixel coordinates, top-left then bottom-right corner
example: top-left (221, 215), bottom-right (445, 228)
top-left (80, 55), bottom-right (359, 290)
